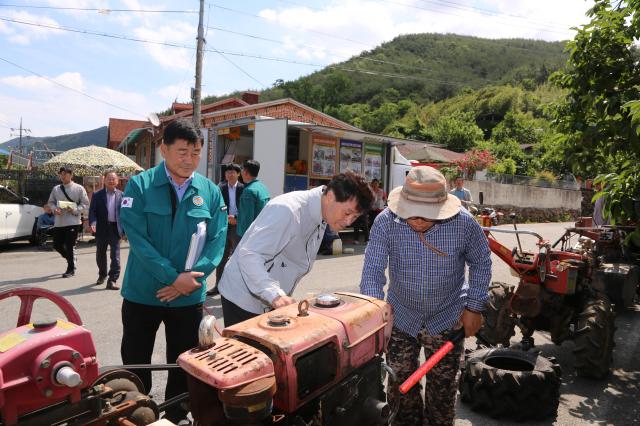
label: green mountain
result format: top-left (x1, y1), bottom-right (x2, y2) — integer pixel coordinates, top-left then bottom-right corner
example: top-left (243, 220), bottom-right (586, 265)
top-left (259, 33), bottom-right (567, 108)
top-left (0, 126), bottom-right (107, 153)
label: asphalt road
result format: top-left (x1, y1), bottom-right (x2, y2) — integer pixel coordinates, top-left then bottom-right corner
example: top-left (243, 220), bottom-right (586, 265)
top-left (1, 221), bottom-right (638, 425)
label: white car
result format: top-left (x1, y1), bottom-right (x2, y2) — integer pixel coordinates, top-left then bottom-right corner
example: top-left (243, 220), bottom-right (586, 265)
top-left (0, 185), bottom-right (44, 244)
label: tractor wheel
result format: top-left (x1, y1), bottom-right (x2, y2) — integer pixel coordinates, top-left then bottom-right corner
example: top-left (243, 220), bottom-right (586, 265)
top-left (476, 282), bottom-right (516, 347)
top-left (459, 348), bottom-right (561, 421)
top-left (573, 297), bottom-right (616, 379)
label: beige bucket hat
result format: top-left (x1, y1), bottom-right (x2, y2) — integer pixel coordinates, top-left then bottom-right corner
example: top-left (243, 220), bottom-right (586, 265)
top-left (387, 166), bottom-right (461, 220)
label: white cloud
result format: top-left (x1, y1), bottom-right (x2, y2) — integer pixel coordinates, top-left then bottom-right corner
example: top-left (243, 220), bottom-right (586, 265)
top-left (155, 80), bottom-right (192, 102)
top-left (258, 0), bottom-right (590, 62)
top-left (1, 72), bottom-right (84, 92)
top-left (133, 21), bottom-right (196, 71)
top-left (3, 11), bottom-right (62, 45)
top-left (0, 71), bottom-right (156, 138)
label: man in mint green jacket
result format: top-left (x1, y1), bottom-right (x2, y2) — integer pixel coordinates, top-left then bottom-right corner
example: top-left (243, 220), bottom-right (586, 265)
top-left (236, 159), bottom-right (270, 237)
top-left (119, 119), bottom-right (227, 423)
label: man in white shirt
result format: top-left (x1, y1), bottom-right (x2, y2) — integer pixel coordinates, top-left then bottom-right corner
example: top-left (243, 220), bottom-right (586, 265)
top-left (208, 163), bottom-right (244, 295)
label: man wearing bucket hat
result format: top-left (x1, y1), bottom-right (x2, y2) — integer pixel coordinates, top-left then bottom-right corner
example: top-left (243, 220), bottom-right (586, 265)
top-left (360, 166), bottom-right (491, 426)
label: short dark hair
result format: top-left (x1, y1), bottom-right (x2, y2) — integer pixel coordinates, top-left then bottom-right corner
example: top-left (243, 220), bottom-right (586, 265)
top-left (325, 171), bottom-right (374, 213)
top-left (225, 163), bottom-right (241, 173)
top-left (163, 118), bottom-right (200, 145)
top-left (243, 160), bottom-right (260, 178)
top-left (59, 166), bottom-right (73, 174)
top-left (103, 169), bottom-right (118, 178)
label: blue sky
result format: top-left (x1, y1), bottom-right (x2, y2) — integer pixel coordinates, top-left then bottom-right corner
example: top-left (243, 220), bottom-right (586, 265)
top-left (0, 0), bottom-right (592, 141)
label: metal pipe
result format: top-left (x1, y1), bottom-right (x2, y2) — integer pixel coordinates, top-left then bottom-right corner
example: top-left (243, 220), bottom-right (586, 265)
top-left (481, 227), bottom-right (544, 241)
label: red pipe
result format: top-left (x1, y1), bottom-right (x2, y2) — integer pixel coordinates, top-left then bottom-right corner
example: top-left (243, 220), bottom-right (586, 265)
top-left (399, 328), bottom-right (465, 394)
top-left (399, 342), bottom-right (454, 394)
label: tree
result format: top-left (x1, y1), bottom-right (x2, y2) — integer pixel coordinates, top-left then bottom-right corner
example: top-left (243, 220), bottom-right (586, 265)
top-left (426, 111), bottom-right (484, 152)
top-left (552, 0), bottom-right (640, 241)
top-left (551, 0), bottom-right (640, 175)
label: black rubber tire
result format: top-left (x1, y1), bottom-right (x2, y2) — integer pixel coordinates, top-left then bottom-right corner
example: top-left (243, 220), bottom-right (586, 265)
top-left (476, 282), bottom-right (516, 347)
top-left (573, 297), bottom-right (616, 379)
top-left (459, 348), bottom-right (561, 421)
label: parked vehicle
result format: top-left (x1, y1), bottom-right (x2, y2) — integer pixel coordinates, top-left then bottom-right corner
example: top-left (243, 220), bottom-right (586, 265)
top-left (0, 185), bottom-right (43, 245)
top-left (460, 214), bottom-right (626, 421)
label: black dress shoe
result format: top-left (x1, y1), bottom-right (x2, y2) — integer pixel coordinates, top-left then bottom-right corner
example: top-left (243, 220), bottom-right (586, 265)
top-left (206, 287), bottom-right (219, 296)
top-left (62, 270), bottom-right (75, 278)
top-left (96, 276), bottom-right (106, 285)
top-left (106, 280), bottom-right (120, 290)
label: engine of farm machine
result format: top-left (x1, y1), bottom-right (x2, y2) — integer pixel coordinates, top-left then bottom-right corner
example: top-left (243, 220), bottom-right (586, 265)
top-left (553, 217), bottom-right (640, 309)
top-left (0, 287), bottom-right (158, 426)
top-left (1, 289), bottom-right (397, 426)
top-left (475, 214), bottom-right (617, 380)
top-left (179, 292), bottom-right (395, 426)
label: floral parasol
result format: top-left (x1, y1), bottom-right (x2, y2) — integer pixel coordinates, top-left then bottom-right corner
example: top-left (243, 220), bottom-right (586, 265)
top-left (41, 145), bottom-right (144, 176)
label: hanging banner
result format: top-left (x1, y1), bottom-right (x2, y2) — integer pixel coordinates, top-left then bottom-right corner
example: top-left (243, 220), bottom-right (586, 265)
top-left (310, 135), bottom-right (337, 178)
top-left (339, 140), bottom-right (363, 174)
top-left (364, 144), bottom-right (383, 181)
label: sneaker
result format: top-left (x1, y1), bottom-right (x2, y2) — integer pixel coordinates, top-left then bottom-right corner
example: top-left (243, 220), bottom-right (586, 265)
top-left (206, 287), bottom-right (219, 296)
top-left (96, 276), bottom-right (106, 285)
top-left (62, 270), bottom-right (75, 278)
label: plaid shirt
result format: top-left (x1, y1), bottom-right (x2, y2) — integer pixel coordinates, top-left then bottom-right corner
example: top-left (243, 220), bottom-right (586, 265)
top-left (360, 208), bottom-right (492, 337)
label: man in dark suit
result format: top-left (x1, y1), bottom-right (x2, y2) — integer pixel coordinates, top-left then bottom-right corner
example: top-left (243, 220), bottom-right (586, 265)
top-left (89, 170), bottom-right (124, 290)
top-left (207, 163), bottom-right (244, 296)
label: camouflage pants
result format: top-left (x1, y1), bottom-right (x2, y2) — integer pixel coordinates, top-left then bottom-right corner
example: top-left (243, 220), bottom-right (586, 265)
top-left (387, 327), bottom-right (464, 426)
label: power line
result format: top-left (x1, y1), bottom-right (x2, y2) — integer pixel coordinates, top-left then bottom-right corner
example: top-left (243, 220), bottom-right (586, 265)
top-left (376, 0), bottom-right (573, 36)
top-left (210, 3), bottom-right (573, 54)
top-left (421, 0), bottom-right (573, 29)
top-left (207, 25), bottom-right (500, 83)
top-left (0, 4), bottom-right (197, 13)
top-left (0, 56), bottom-right (145, 117)
top-left (0, 15), bottom-right (556, 89)
top-left (210, 4), bottom-right (371, 46)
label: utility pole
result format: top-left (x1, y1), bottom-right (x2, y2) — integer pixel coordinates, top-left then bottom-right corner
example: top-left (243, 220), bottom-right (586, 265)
top-left (10, 117), bottom-right (31, 155)
top-left (193, 0), bottom-right (205, 131)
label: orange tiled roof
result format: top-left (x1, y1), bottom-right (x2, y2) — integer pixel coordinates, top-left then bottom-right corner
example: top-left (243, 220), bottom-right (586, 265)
top-left (107, 118), bottom-right (148, 149)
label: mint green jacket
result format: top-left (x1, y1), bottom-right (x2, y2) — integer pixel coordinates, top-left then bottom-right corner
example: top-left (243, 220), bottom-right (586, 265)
top-left (236, 179), bottom-right (270, 237)
top-left (120, 163), bottom-right (227, 307)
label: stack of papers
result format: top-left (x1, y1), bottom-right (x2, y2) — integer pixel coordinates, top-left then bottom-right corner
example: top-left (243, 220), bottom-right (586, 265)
top-left (185, 221), bottom-right (207, 271)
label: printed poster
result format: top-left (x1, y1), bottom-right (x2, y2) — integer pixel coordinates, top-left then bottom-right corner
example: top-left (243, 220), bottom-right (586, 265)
top-left (364, 143), bottom-right (383, 181)
top-left (339, 140), bottom-right (363, 174)
top-left (310, 135), bottom-right (337, 178)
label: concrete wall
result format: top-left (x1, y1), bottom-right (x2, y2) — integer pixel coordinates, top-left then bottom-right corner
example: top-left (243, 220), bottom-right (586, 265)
top-left (464, 180), bottom-right (582, 210)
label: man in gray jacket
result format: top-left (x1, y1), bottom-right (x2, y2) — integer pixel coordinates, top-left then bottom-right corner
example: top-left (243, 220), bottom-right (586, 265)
top-left (218, 171), bottom-right (374, 326)
top-left (47, 166), bottom-right (90, 277)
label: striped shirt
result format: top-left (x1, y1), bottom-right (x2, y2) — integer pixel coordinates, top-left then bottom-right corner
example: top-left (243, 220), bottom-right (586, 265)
top-left (360, 208), bottom-right (492, 337)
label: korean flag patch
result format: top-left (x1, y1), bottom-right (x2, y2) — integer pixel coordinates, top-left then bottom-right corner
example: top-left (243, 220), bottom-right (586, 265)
top-left (121, 197), bottom-right (134, 208)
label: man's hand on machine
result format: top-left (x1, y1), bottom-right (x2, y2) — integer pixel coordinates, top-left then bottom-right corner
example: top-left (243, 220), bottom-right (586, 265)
top-left (271, 295), bottom-right (296, 309)
top-left (156, 271), bottom-right (204, 302)
top-left (460, 308), bottom-right (483, 337)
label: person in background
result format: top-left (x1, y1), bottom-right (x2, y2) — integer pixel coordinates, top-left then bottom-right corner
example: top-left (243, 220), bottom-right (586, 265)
top-left (207, 163), bottom-right (244, 296)
top-left (47, 166), bottom-right (90, 278)
top-left (352, 213), bottom-right (369, 245)
top-left (36, 204), bottom-right (55, 249)
top-left (593, 183), bottom-right (610, 227)
top-left (119, 118), bottom-right (227, 424)
top-left (236, 159), bottom-right (270, 238)
top-left (369, 178), bottom-right (387, 225)
top-left (219, 171), bottom-right (374, 327)
top-left (360, 166), bottom-right (491, 426)
top-left (449, 176), bottom-right (473, 209)
top-left (89, 170), bottom-right (124, 290)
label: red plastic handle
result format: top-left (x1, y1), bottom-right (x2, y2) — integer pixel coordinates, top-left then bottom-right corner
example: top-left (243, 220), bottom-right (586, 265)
top-left (399, 341), bottom-right (455, 394)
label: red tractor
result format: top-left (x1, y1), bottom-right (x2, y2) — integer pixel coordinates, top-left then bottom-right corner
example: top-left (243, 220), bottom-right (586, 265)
top-left (459, 214), bottom-right (633, 421)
